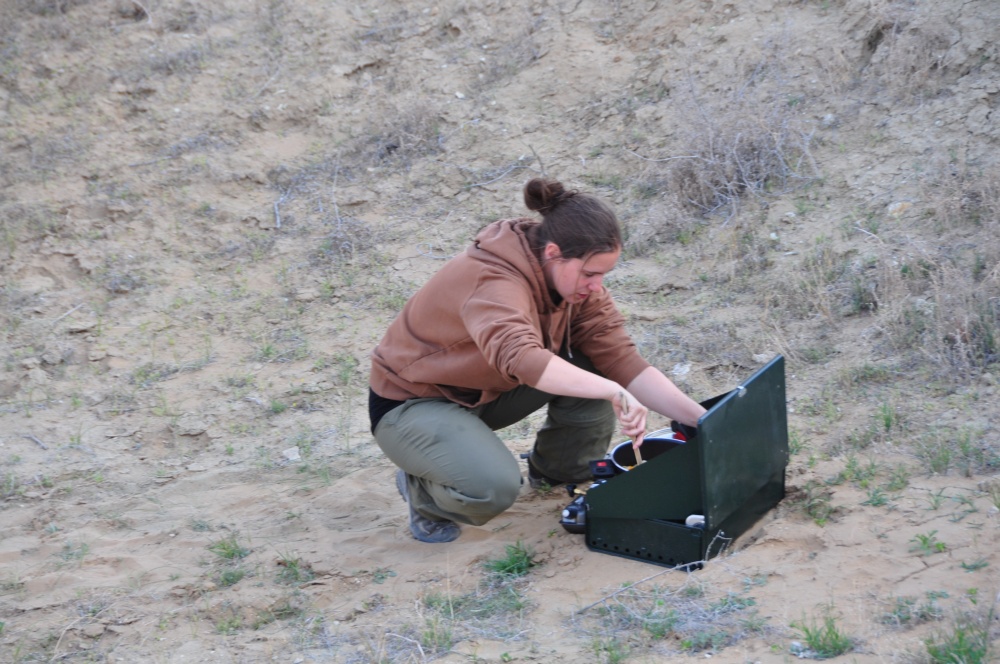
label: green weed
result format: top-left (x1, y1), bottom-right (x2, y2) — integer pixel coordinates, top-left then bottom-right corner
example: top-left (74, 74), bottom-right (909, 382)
top-left (207, 533), bottom-right (251, 560)
top-left (799, 480), bottom-right (835, 525)
top-left (592, 637), bottom-right (629, 663)
top-left (218, 569), bottom-right (246, 587)
top-left (791, 610), bottom-right (854, 659)
top-left (862, 487), bottom-right (890, 507)
top-left (960, 559), bottom-right (988, 572)
top-left (483, 541), bottom-right (536, 578)
top-left (58, 540), bottom-right (89, 565)
top-left (215, 615), bottom-right (242, 634)
top-left (885, 464), bottom-right (911, 491)
top-left (275, 553), bottom-right (314, 585)
top-left (420, 614), bottom-right (452, 653)
top-left (926, 615), bottom-right (992, 664)
top-left (363, 566), bottom-right (393, 585)
top-left (910, 530), bottom-right (947, 556)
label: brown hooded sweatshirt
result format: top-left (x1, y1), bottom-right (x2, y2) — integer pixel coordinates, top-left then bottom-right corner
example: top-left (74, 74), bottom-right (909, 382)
top-left (369, 218), bottom-right (650, 408)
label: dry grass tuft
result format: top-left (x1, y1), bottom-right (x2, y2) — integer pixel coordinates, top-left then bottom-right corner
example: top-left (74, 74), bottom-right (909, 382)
top-left (859, 2), bottom-right (966, 105)
top-left (576, 576), bottom-right (772, 656)
top-left (662, 52), bottom-right (818, 220)
top-left (357, 96), bottom-right (447, 170)
top-left (667, 107), bottom-right (815, 220)
top-left (879, 258), bottom-right (999, 380)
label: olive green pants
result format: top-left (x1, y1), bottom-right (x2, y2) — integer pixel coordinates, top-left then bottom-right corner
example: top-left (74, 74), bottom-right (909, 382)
top-left (373, 352), bottom-right (616, 526)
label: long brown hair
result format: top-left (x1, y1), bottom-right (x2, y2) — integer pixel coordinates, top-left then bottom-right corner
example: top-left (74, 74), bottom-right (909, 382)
top-left (523, 177), bottom-right (621, 260)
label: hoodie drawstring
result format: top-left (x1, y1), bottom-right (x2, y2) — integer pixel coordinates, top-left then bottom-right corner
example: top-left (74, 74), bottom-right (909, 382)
top-left (566, 303), bottom-right (573, 358)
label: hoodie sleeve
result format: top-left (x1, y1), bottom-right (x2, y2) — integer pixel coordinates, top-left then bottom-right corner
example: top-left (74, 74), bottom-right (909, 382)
top-left (570, 288), bottom-right (651, 388)
top-left (461, 266), bottom-right (555, 388)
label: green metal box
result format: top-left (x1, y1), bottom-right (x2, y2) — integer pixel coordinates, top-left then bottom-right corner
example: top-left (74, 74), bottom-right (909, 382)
top-left (583, 355), bottom-right (788, 568)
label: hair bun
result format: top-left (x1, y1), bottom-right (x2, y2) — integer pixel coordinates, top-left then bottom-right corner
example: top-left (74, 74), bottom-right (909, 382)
top-left (524, 177), bottom-right (569, 212)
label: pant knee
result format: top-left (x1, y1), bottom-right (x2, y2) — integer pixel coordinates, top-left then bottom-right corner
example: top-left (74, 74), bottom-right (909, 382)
top-left (440, 462), bottom-right (522, 526)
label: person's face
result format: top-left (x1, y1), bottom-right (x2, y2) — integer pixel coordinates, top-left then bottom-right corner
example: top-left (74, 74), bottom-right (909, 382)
top-left (542, 242), bottom-right (620, 305)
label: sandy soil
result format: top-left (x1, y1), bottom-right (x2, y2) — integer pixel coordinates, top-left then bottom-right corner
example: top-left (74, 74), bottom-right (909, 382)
top-left (1, 0), bottom-right (998, 662)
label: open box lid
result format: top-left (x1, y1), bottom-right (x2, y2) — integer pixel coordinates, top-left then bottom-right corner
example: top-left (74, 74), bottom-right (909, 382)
top-left (585, 355), bottom-right (788, 526)
top-left (698, 355), bottom-right (788, 528)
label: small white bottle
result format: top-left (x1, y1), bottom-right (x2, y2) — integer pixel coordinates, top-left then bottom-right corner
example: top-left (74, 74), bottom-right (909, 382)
top-left (685, 514), bottom-right (705, 528)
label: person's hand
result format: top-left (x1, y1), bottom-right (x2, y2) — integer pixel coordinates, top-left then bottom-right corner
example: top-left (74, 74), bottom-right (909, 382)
top-left (612, 390), bottom-right (647, 449)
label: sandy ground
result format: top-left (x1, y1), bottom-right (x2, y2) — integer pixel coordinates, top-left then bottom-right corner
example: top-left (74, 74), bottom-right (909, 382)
top-left (1, 0), bottom-right (999, 662)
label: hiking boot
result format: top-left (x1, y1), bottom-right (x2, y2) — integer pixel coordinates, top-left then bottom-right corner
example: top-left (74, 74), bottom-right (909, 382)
top-left (395, 470), bottom-right (460, 543)
top-left (526, 458), bottom-right (566, 490)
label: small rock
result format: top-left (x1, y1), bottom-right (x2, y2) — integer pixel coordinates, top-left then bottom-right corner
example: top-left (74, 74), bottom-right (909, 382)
top-left (173, 415), bottom-right (208, 436)
top-left (0, 378), bottom-right (18, 398)
top-left (820, 113), bottom-right (839, 128)
top-left (41, 349), bottom-right (64, 365)
top-left (295, 288), bottom-right (319, 302)
top-left (81, 623), bottom-right (105, 638)
top-left (282, 447), bottom-right (302, 462)
top-left (26, 368), bottom-right (49, 385)
top-left (88, 349), bottom-right (107, 362)
top-left (671, 363), bottom-right (691, 377)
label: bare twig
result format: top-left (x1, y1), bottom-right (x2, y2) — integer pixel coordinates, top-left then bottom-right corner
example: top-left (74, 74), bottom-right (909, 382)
top-left (128, 155), bottom-right (180, 168)
top-left (51, 303), bottom-right (84, 326)
top-left (625, 148), bottom-right (706, 163)
top-left (330, 150), bottom-right (344, 227)
top-left (527, 144), bottom-right (547, 176)
top-left (23, 434), bottom-right (48, 450)
top-left (468, 164), bottom-right (528, 188)
top-left (385, 632), bottom-right (426, 658)
top-left (415, 242), bottom-right (453, 260)
top-left (575, 566), bottom-right (680, 615)
top-left (50, 601), bottom-right (116, 662)
top-left (246, 67), bottom-right (282, 102)
top-left (574, 531), bottom-right (731, 615)
top-left (273, 190), bottom-right (291, 229)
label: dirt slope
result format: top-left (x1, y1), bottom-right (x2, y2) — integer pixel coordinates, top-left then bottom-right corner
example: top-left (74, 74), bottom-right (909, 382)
top-left (1, 1), bottom-right (998, 662)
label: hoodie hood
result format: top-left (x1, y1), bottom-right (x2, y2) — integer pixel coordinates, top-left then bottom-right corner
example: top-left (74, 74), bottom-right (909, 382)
top-left (471, 218), bottom-right (562, 314)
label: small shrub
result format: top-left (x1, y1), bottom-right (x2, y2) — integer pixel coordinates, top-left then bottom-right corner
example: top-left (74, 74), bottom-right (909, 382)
top-left (585, 580), bottom-right (763, 655)
top-left (880, 593), bottom-right (945, 627)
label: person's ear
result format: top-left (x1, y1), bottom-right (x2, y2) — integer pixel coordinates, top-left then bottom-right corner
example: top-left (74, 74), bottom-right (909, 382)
top-left (543, 242), bottom-right (562, 261)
